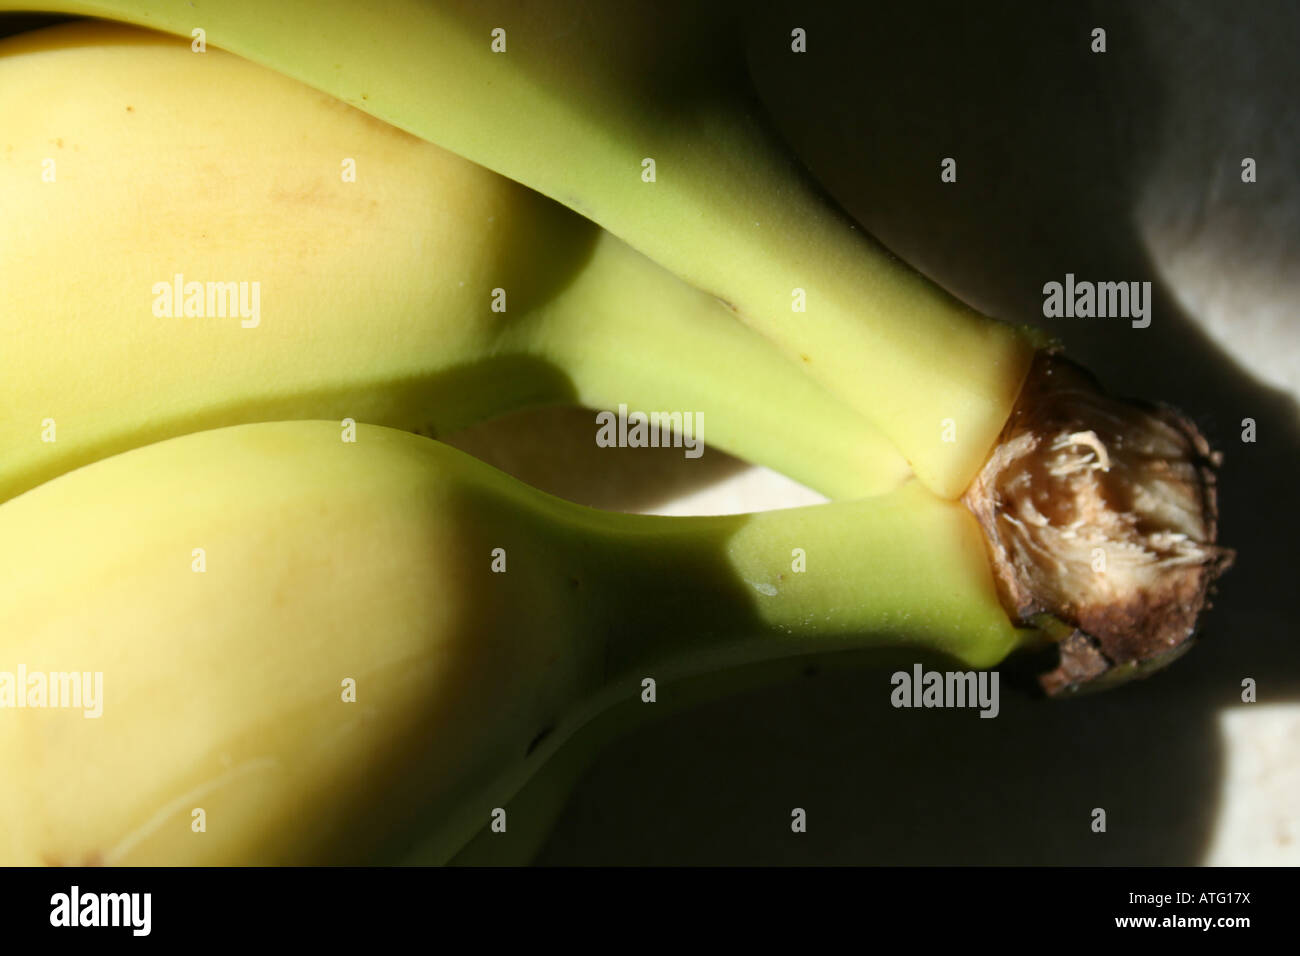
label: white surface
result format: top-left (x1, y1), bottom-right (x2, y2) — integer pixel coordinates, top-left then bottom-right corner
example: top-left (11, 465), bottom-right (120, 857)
top-left (1205, 705), bottom-right (1300, 865)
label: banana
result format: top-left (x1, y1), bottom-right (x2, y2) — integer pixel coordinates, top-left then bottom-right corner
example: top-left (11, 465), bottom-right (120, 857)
top-left (0, 20), bottom-right (910, 504)
top-left (0, 0), bottom-right (1040, 498)
top-left (0, 421), bottom-right (1034, 865)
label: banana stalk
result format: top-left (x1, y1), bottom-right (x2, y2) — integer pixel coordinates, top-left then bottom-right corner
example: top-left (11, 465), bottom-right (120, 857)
top-left (0, 21), bottom-right (910, 503)
top-left (0, 421), bottom-right (1033, 865)
top-left (0, 0), bottom-right (1039, 498)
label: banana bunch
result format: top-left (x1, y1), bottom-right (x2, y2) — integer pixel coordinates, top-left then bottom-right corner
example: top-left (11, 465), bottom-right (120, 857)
top-left (0, 6), bottom-right (1231, 865)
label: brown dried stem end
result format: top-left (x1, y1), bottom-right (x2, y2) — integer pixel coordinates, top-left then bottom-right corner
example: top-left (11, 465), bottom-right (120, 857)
top-left (963, 352), bottom-right (1234, 696)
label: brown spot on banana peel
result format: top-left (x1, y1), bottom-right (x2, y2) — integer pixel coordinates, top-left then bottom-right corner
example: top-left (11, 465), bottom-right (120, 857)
top-left (963, 352), bottom-right (1234, 696)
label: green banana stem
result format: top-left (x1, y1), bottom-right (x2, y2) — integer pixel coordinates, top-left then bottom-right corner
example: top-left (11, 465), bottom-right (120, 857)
top-left (585, 482), bottom-right (1028, 680)
top-left (419, 432), bottom-right (1033, 685)
top-left (521, 231), bottom-right (912, 500)
top-left (1, 0), bottom-right (1037, 498)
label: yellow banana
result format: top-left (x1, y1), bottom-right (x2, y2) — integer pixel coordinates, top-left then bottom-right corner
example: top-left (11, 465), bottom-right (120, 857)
top-left (0, 20), bottom-right (910, 504)
top-left (0, 421), bottom-right (1032, 865)
top-left (0, 0), bottom-right (1039, 498)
